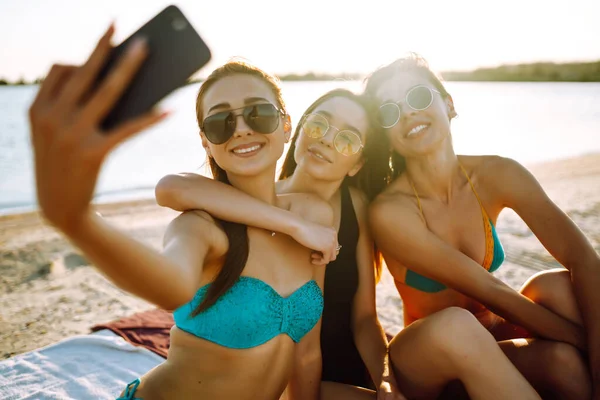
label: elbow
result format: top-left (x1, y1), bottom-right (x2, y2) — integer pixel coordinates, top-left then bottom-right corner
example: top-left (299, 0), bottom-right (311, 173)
top-left (568, 249), bottom-right (600, 273)
top-left (157, 299), bottom-right (183, 312)
top-left (156, 284), bottom-right (197, 312)
top-left (155, 174), bottom-right (183, 209)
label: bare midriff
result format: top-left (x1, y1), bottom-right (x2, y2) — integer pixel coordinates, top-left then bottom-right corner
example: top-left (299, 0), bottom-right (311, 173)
top-left (130, 326), bottom-right (296, 400)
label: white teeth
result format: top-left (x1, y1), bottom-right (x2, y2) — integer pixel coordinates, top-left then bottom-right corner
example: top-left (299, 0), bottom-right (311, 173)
top-left (408, 124), bottom-right (428, 136)
top-left (233, 144), bottom-right (261, 154)
top-left (310, 149), bottom-right (328, 161)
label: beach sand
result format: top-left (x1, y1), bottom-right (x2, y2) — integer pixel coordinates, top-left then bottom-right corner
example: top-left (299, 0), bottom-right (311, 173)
top-left (1, 153), bottom-right (599, 359)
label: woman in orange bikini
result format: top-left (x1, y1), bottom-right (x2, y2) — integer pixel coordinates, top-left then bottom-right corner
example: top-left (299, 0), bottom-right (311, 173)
top-left (365, 54), bottom-right (600, 399)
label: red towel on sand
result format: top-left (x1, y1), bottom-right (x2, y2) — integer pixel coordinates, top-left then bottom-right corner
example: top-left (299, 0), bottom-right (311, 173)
top-left (90, 308), bottom-right (174, 358)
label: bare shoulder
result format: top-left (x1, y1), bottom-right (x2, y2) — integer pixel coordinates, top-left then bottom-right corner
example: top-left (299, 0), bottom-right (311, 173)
top-left (462, 155), bottom-right (536, 190)
top-left (368, 185), bottom-right (423, 234)
top-left (280, 192), bottom-right (334, 227)
top-left (155, 171), bottom-right (206, 191)
top-left (369, 176), bottom-right (417, 215)
top-left (459, 154), bottom-right (529, 180)
top-left (164, 210), bottom-right (228, 258)
top-left (460, 155), bottom-right (544, 209)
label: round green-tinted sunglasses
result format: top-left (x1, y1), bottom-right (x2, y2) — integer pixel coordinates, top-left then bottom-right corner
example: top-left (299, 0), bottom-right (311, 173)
top-left (378, 85), bottom-right (441, 128)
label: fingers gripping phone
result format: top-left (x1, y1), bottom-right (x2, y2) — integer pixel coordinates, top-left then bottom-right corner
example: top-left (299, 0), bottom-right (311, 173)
top-left (99, 5), bottom-right (211, 131)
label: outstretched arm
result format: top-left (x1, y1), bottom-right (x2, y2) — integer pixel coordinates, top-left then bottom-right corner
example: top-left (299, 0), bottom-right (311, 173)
top-left (58, 210), bottom-right (220, 310)
top-left (156, 173), bottom-right (339, 264)
top-left (28, 25), bottom-right (218, 311)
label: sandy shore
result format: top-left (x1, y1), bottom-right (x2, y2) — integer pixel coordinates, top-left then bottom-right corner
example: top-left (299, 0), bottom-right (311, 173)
top-left (1, 153), bottom-right (599, 359)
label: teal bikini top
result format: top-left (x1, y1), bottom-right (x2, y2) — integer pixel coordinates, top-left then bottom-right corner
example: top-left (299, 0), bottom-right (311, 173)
top-left (401, 164), bottom-right (505, 293)
top-left (173, 276), bottom-right (324, 349)
top-left (403, 222), bottom-right (505, 293)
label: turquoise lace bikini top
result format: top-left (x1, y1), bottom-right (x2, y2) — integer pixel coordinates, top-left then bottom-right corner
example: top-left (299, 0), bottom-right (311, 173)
top-left (173, 276), bottom-right (324, 349)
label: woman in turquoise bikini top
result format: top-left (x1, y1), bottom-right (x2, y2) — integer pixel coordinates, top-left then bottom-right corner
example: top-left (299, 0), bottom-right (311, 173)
top-left (173, 276), bottom-right (323, 349)
top-left (123, 63), bottom-right (332, 400)
top-left (29, 27), bottom-right (339, 400)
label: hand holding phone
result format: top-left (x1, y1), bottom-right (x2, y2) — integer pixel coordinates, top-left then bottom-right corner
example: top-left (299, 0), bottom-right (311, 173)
top-left (29, 6), bottom-right (211, 231)
top-left (99, 5), bottom-right (211, 130)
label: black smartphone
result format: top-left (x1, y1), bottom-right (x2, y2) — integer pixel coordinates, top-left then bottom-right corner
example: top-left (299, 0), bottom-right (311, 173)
top-left (98, 5), bottom-right (211, 131)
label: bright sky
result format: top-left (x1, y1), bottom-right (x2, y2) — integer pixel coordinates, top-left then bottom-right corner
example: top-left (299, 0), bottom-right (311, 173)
top-left (1, 0), bottom-right (599, 81)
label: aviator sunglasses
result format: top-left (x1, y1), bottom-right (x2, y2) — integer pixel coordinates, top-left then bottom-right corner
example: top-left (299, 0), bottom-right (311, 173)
top-left (301, 113), bottom-right (364, 156)
top-left (201, 103), bottom-right (285, 144)
top-left (378, 85), bottom-right (441, 128)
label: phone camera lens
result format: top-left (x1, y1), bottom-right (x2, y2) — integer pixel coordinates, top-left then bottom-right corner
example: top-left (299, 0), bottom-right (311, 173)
top-left (172, 18), bottom-right (187, 31)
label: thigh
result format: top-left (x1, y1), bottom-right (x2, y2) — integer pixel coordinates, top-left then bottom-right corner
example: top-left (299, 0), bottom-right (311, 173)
top-left (320, 381), bottom-right (376, 400)
top-left (493, 269), bottom-right (583, 342)
top-left (498, 338), bottom-right (591, 399)
top-left (387, 308), bottom-right (474, 399)
top-left (388, 321), bottom-right (448, 399)
top-left (498, 339), bottom-right (557, 389)
top-left (520, 269), bottom-right (583, 326)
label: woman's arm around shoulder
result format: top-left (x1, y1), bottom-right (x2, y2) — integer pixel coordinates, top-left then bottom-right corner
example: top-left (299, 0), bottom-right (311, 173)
top-left (285, 192), bottom-right (334, 227)
top-left (283, 193), bottom-right (338, 264)
top-left (156, 173), bottom-right (338, 261)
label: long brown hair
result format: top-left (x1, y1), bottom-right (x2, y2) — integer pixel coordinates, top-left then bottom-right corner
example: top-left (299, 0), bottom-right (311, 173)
top-left (278, 89), bottom-right (388, 198)
top-left (191, 60), bottom-right (285, 316)
top-left (363, 53), bottom-right (452, 195)
top-left (278, 89), bottom-right (384, 281)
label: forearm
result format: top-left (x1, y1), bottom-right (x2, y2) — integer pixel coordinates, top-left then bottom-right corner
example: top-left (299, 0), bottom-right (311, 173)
top-left (570, 255), bottom-right (600, 385)
top-left (288, 349), bottom-right (322, 400)
top-left (289, 355), bottom-right (321, 400)
top-left (287, 322), bottom-right (322, 400)
top-left (156, 173), bottom-right (301, 235)
top-left (486, 282), bottom-right (586, 349)
top-left (59, 212), bottom-right (193, 310)
top-left (353, 315), bottom-right (389, 387)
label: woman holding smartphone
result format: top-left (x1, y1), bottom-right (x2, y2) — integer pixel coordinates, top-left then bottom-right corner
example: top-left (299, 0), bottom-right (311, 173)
top-left (29, 26), bottom-right (338, 400)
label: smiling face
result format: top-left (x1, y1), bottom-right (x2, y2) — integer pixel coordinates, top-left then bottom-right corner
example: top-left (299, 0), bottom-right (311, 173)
top-left (293, 96), bottom-right (369, 182)
top-left (200, 74), bottom-right (288, 178)
top-left (375, 70), bottom-right (455, 158)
